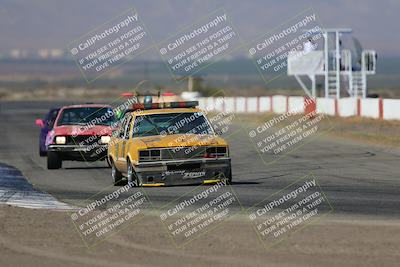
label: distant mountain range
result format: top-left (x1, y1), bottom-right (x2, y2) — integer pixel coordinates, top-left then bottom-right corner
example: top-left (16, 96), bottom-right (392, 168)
top-left (0, 0), bottom-right (399, 57)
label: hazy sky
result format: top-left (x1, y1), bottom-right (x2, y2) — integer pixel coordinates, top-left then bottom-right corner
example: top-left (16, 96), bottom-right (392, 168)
top-left (0, 0), bottom-right (398, 56)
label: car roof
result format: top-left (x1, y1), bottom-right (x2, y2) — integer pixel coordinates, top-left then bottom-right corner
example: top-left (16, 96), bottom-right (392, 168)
top-left (60, 104), bottom-right (112, 109)
top-left (129, 107), bottom-right (202, 116)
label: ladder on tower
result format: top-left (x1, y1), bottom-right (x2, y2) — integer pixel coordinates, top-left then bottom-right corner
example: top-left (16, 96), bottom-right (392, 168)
top-left (327, 71), bottom-right (339, 98)
top-left (287, 29), bottom-right (376, 99)
top-left (352, 71), bottom-right (365, 98)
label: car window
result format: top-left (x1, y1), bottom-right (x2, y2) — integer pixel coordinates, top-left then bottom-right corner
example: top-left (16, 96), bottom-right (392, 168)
top-left (57, 107), bottom-right (115, 126)
top-left (123, 116), bottom-right (132, 139)
top-left (118, 116), bottom-right (128, 138)
top-left (132, 112), bottom-right (213, 137)
top-left (47, 109), bottom-right (59, 129)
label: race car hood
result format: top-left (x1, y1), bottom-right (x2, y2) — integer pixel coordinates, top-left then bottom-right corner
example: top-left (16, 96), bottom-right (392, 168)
top-left (53, 125), bottom-right (114, 136)
top-left (135, 134), bottom-right (228, 149)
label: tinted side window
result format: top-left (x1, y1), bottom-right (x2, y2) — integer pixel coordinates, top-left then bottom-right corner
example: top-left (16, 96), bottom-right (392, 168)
top-left (118, 116), bottom-right (128, 138)
top-left (123, 116), bottom-right (132, 139)
top-left (47, 110), bottom-right (59, 129)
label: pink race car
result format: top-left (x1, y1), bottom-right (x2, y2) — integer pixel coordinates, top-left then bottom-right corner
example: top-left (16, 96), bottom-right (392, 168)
top-left (46, 104), bottom-right (116, 169)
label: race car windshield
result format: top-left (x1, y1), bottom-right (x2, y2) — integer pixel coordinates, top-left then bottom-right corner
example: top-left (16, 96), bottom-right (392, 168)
top-left (57, 107), bottom-right (115, 126)
top-left (133, 112), bottom-right (213, 137)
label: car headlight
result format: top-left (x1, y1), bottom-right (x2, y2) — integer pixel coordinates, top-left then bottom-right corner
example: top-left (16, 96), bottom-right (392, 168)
top-left (55, 136), bottom-right (66, 144)
top-left (101, 136), bottom-right (111, 144)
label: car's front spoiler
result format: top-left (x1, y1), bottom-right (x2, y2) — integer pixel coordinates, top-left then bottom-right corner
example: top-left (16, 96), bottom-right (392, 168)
top-left (134, 158), bottom-right (231, 186)
top-left (138, 179), bottom-right (222, 187)
top-left (48, 144), bottom-right (107, 161)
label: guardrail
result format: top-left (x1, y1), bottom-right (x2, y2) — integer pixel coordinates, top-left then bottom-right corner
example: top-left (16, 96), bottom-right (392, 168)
top-left (198, 95), bottom-right (400, 121)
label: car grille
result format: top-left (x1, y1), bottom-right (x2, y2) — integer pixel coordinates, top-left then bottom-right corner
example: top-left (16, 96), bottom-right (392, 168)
top-left (139, 147), bottom-right (228, 162)
top-left (66, 135), bottom-right (102, 146)
top-left (161, 147), bottom-right (207, 160)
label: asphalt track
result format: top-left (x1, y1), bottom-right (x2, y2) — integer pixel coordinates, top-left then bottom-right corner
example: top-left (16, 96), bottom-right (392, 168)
top-left (0, 100), bottom-right (399, 218)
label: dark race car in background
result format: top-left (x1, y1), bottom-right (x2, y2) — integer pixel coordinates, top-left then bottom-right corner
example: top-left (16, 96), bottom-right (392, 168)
top-left (35, 107), bottom-right (60, 157)
top-left (46, 104), bottom-right (116, 169)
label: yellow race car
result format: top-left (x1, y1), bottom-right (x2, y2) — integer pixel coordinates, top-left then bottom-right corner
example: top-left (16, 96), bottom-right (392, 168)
top-left (107, 101), bottom-right (232, 186)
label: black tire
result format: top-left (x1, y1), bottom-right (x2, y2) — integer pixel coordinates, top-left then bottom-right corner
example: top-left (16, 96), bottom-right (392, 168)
top-left (127, 160), bottom-right (140, 186)
top-left (226, 163), bottom-right (233, 184)
top-left (106, 157), bottom-right (112, 168)
top-left (226, 171), bottom-right (232, 184)
top-left (47, 151), bottom-right (62, 169)
top-left (39, 149), bottom-right (47, 157)
top-left (111, 159), bottom-right (123, 186)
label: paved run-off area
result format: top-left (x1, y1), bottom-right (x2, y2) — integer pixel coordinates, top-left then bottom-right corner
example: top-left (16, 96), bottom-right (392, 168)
top-left (0, 101), bottom-right (399, 266)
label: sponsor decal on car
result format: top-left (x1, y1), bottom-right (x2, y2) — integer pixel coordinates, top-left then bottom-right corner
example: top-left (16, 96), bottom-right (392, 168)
top-left (161, 170), bottom-right (206, 179)
top-left (183, 171), bottom-right (206, 179)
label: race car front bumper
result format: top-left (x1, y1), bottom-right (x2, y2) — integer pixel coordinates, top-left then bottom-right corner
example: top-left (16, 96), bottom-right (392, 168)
top-left (47, 144), bottom-right (107, 161)
top-left (134, 158), bottom-right (232, 186)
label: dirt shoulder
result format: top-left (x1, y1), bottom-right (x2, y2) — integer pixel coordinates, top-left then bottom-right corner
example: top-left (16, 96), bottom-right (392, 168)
top-left (0, 205), bottom-right (399, 267)
top-left (237, 113), bottom-right (400, 148)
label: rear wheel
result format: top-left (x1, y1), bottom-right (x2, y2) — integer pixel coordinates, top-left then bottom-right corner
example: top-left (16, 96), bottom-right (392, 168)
top-left (111, 159), bottom-right (123, 186)
top-left (47, 151), bottom-right (62, 169)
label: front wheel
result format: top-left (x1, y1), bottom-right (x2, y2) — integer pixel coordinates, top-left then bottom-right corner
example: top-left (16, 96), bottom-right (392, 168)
top-left (127, 160), bottom-right (140, 186)
top-left (226, 164), bottom-right (232, 184)
top-left (47, 151), bottom-right (62, 169)
top-left (105, 157), bottom-right (112, 168)
top-left (226, 171), bottom-right (232, 184)
top-left (111, 159), bottom-right (123, 186)
top-left (39, 149), bottom-right (47, 157)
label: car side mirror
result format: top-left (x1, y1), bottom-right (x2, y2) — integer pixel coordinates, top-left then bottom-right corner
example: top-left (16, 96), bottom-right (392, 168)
top-left (35, 119), bottom-right (45, 128)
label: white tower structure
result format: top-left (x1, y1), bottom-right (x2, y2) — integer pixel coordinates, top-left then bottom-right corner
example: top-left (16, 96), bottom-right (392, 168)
top-left (287, 28), bottom-right (377, 98)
